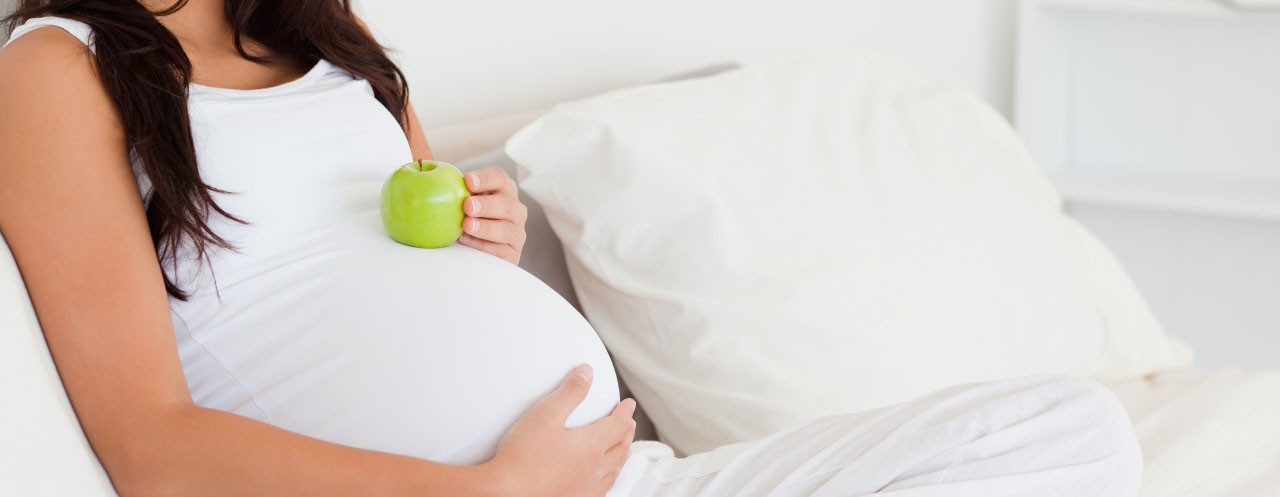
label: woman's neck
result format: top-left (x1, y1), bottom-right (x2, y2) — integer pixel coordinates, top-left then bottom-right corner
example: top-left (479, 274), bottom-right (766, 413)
top-left (137, 0), bottom-right (306, 89)
top-left (143, 0), bottom-right (234, 54)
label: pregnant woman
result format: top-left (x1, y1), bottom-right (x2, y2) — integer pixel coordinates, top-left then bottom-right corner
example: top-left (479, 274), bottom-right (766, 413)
top-left (0, 1), bottom-right (1142, 496)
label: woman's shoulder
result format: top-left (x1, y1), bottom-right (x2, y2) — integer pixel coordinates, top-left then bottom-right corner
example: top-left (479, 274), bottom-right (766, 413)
top-left (0, 23), bottom-right (119, 173)
top-left (0, 22), bottom-right (103, 106)
top-left (0, 22), bottom-right (97, 85)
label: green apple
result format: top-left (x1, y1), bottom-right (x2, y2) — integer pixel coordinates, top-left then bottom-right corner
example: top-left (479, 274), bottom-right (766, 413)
top-left (380, 160), bottom-right (471, 248)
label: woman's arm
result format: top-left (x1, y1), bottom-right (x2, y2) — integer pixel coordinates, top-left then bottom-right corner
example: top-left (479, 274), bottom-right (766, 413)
top-left (0, 28), bottom-right (631, 497)
top-left (406, 101), bottom-right (433, 161)
top-left (0, 26), bottom-right (491, 497)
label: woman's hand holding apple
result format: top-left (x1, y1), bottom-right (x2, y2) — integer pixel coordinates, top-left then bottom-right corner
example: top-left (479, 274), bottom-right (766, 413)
top-left (459, 167), bottom-right (528, 264)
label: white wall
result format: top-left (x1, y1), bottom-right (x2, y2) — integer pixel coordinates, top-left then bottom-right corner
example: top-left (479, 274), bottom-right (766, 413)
top-left (1, 0), bottom-right (1023, 122)
top-left (359, 0), bottom-right (1020, 127)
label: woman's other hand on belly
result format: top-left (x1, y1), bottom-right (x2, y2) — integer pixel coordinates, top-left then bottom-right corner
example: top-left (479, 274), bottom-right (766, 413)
top-left (483, 364), bottom-right (638, 497)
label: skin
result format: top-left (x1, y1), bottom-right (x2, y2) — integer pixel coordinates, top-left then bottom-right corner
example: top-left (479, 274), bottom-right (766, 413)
top-left (0, 1), bottom-right (633, 496)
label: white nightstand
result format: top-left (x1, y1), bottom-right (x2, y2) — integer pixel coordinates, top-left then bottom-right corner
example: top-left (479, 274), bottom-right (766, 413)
top-left (1016, 0), bottom-right (1280, 368)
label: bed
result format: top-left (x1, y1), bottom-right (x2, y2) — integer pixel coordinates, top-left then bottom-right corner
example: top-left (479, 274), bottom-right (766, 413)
top-left (1108, 369), bottom-right (1280, 496)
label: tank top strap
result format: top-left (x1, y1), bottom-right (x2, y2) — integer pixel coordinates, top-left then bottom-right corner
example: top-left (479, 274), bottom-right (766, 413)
top-left (3, 16), bottom-right (95, 53)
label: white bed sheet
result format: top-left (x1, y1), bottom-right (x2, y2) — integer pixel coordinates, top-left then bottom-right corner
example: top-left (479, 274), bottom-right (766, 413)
top-left (1106, 368), bottom-right (1280, 496)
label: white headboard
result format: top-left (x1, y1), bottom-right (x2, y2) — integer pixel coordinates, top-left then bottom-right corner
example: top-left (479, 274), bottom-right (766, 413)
top-left (357, 0), bottom-right (1018, 134)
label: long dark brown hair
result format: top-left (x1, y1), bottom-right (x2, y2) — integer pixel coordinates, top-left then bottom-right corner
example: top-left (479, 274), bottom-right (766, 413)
top-left (4, 0), bottom-right (410, 299)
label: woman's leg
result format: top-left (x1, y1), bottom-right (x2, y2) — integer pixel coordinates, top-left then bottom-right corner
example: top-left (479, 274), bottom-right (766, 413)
top-left (609, 375), bottom-right (1141, 497)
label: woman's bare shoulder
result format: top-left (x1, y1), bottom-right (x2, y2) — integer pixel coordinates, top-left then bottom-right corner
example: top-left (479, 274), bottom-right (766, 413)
top-left (0, 26), bottom-right (121, 176)
top-left (0, 23), bottom-right (129, 229)
top-left (0, 25), bottom-right (107, 115)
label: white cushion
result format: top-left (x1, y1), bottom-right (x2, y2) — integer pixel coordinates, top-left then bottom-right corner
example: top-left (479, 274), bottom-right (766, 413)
top-left (507, 52), bottom-right (1194, 455)
top-left (0, 233), bottom-right (118, 496)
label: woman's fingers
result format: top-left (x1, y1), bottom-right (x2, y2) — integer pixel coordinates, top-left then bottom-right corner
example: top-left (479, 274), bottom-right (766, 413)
top-left (464, 194), bottom-right (528, 224)
top-left (463, 217), bottom-right (525, 247)
top-left (465, 167), bottom-right (517, 195)
top-left (531, 364), bottom-right (595, 425)
top-left (603, 423), bottom-right (635, 468)
top-left (598, 430), bottom-right (634, 494)
top-left (598, 468), bottom-right (623, 496)
top-left (611, 397), bottom-right (638, 418)
top-left (586, 399), bottom-right (637, 446)
top-left (457, 234), bottom-right (520, 264)
top-left (460, 168), bottom-right (527, 264)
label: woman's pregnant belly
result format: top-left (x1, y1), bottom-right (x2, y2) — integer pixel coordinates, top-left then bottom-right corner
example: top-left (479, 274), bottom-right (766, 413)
top-left (171, 235), bottom-right (620, 465)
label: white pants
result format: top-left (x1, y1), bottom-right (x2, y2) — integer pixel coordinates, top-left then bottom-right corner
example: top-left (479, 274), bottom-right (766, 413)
top-left (609, 375), bottom-right (1142, 497)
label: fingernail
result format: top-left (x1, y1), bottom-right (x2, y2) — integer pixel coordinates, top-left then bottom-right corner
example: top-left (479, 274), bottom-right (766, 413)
top-left (468, 198), bottom-right (481, 214)
top-left (575, 364), bottom-right (593, 382)
top-left (465, 219), bottom-right (478, 233)
top-left (467, 174), bottom-right (480, 190)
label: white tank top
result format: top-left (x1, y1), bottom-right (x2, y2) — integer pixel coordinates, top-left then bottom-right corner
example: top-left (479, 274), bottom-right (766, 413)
top-left (5, 17), bottom-right (619, 466)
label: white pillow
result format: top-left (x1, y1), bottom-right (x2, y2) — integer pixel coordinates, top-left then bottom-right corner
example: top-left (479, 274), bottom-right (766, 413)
top-left (0, 233), bottom-right (119, 497)
top-left (507, 52), bottom-right (1193, 455)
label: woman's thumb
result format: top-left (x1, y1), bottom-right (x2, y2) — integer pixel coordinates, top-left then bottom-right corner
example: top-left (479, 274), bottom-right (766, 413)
top-left (538, 364), bottom-right (594, 423)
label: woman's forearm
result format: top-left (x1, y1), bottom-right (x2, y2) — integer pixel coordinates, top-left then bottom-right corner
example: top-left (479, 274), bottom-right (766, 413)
top-left (109, 404), bottom-right (504, 497)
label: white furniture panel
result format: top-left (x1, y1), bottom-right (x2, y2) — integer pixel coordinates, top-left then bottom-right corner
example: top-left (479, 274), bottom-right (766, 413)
top-left (1020, 0), bottom-right (1280, 181)
top-left (1018, 0), bottom-right (1280, 368)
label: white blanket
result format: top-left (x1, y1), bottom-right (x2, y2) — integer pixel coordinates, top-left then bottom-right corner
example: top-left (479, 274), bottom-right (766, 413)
top-left (612, 375), bottom-right (1140, 497)
top-left (1106, 369), bottom-right (1280, 497)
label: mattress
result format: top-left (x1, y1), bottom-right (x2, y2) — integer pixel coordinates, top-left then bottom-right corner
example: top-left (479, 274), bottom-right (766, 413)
top-left (1106, 368), bottom-right (1280, 496)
